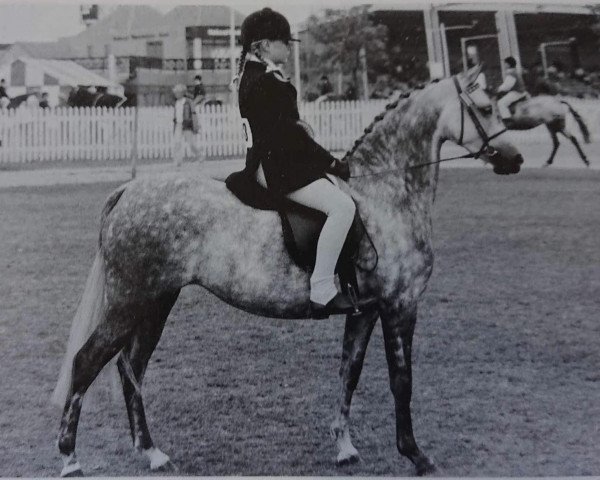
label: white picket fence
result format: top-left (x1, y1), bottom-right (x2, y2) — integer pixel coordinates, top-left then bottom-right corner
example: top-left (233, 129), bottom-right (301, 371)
top-left (0, 98), bottom-right (597, 164)
top-left (0, 101), bottom-right (387, 164)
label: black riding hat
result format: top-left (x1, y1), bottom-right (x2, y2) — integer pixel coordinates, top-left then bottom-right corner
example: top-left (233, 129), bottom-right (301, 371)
top-left (240, 8), bottom-right (299, 49)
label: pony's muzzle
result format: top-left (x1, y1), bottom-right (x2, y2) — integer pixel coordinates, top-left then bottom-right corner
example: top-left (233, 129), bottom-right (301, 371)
top-left (493, 153), bottom-right (523, 175)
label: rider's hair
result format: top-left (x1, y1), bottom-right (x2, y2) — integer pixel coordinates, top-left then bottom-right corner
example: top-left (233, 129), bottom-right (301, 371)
top-left (504, 56), bottom-right (517, 68)
top-left (232, 44), bottom-right (250, 90)
top-left (234, 40), bottom-right (269, 90)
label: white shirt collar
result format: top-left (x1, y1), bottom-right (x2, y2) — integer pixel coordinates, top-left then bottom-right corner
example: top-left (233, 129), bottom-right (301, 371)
top-left (246, 54), bottom-right (283, 74)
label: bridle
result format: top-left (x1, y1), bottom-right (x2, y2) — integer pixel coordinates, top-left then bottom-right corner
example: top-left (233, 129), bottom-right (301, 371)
top-left (349, 75), bottom-right (508, 178)
top-left (452, 75), bottom-right (507, 161)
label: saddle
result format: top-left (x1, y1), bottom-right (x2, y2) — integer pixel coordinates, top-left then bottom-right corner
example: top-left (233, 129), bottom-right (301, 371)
top-left (225, 170), bottom-right (367, 295)
top-left (508, 93), bottom-right (529, 113)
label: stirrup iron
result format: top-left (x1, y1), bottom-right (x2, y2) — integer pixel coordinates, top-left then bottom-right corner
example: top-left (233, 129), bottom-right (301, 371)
top-left (346, 284), bottom-right (361, 316)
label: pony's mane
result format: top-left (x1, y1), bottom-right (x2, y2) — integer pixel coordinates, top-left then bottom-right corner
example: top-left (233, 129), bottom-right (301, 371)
top-left (342, 80), bottom-right (440, 162)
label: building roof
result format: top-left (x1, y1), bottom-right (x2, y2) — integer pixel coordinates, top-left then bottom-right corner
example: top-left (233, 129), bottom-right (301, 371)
top-left (74, 5), bottom-right (165, 38)
top-left (161, 5), bottom-right (245, 29)
top-left (9, 41), bottom-right (76, 59)
top-left (14, 57), bottom-right (122, 89)
top-left (0, 41), bottom-right (77, 68)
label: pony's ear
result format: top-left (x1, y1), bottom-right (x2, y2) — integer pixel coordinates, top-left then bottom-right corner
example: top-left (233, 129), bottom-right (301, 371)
top-left (463, 64), bottom-right (483, 85)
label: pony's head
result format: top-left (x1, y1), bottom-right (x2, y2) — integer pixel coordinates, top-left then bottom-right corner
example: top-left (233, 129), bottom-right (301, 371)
top-left (439, 65), bottom-right (523, 175)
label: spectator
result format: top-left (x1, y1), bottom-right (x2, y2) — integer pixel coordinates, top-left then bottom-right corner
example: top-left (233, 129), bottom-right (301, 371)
top-left (172, 83), bottom-right (204, 167)
top-left (344, 82), bottom-right (357, 100)
top-left (39, 92), bottom-right (50, 109)
top-left (317, 74), bottom-right (333, 96)
top-left (0, 78), bottom-right (8, 99)
top-left (192, 75), bottom-right (206, 106)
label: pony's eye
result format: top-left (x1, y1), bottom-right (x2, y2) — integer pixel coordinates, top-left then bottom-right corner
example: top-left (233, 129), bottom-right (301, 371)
top-left (479, 105), bottom-right (493, 116)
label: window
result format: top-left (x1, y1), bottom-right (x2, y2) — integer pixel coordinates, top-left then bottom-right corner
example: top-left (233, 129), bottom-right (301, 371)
top-left (146, 41), bottom-right (163, 59)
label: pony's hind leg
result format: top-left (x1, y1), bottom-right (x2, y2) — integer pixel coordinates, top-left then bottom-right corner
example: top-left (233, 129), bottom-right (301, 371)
top-left (58, 306), bottom-right (135, 477)
top-left (331, 309), bottom-right (378, 466)
top-left (544, 125), bottom-right (560, 167)
top-left (559, 129), bottom-right (590, 166)
top-left (117, 291), bottom-right (179, 471)
top-left (381, 306), bottom-right (436, 476)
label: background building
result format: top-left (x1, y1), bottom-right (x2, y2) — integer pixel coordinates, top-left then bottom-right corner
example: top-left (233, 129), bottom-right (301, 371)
top-left (1, 5), bottom-right (244, 106)
top-left (301, 2), bottom-right (600, 99)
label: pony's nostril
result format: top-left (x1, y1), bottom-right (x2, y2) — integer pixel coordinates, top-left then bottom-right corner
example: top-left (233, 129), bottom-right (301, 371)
top-left (514, 154), bottom-right (524, 165)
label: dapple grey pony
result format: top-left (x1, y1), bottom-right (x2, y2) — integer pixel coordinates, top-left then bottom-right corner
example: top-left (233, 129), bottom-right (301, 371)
top-left (52, 66), bottom-right (523, 477)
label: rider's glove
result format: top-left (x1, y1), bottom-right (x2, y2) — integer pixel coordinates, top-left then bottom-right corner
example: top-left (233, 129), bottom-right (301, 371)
top-left (328, 158), bottom-right (350, 181)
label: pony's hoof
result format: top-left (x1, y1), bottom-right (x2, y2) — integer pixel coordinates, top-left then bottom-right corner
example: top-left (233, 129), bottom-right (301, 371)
top-left (60, 463), bottom-right (84, 477)
top-left (542, 163), bottom-right (551, 168)
top-left (415, 456), bottom-right (437, 476)
top-left (144, 447), bottom-right (173, 471)
top-left (336, 450), bottom-right (360, 466)
top-left (154, 460), bottom-right (178, 473)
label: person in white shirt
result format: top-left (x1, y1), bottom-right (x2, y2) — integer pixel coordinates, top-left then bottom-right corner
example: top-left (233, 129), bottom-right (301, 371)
top-left (172, 83), bottom-right (204, 167)
top-left (497, 57), bottom-right (528, 125)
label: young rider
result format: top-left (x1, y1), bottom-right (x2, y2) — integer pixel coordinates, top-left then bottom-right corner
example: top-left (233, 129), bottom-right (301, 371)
top-left (234, 8), bottom-right (371, 318)
top-left (497, 56), bottom-right (527, 126)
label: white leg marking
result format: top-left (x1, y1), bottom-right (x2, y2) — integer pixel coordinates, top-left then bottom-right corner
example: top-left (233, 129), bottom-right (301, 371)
top-left (143, 447), bottom-right (170, 470)
top-left (60, 454), bottom-right (82, 477)
top-left (331, 419), bottom-right (360, 465)
top-left (336, 429), bottom-right (359, 464)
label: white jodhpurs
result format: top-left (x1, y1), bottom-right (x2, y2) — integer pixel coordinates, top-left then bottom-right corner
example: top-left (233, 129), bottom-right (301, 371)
top-left (497, 91), bottom-right (524, 119)
top-left (256, 164), bottom-right (355, 305)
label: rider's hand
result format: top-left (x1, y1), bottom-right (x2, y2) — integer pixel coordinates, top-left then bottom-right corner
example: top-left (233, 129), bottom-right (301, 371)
top-left (328, 159), bottom-right (350, 181)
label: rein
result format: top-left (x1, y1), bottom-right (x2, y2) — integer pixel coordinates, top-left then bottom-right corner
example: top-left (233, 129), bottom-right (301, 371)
top-left (349, 75), bottom-right (507, 179)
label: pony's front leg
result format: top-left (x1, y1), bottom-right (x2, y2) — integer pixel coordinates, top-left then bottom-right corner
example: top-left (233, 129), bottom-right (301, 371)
top-left (331, 309), bottom-right (378, 466)
top-left (381, 306), bottom-right (436, 476)
top-left (117, 292), bottom-right (179, 472)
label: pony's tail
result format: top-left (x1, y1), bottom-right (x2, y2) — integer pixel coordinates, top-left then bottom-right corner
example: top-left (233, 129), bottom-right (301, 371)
top-left (51, 183), bottom-right (129, 408)
top-left (561, 101), bottom-right (591, 144)
top-left (51, 251), bottom-right (110, 407)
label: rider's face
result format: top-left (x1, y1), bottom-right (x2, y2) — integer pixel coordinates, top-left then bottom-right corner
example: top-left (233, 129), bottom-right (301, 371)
top-left (261, 39), bottom-right (291, 65)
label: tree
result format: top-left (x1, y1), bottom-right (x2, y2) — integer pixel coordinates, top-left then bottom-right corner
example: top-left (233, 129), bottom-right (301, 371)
top-left (305, 5), bottom-right (389, 98)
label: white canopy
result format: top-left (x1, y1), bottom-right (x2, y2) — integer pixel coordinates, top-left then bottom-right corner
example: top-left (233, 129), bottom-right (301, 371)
top-left (8, 57), bottom-right (123, 94)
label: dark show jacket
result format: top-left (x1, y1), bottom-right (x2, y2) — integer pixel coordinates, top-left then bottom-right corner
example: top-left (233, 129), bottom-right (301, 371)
top-left (237, 61), bottom-right (336, 196)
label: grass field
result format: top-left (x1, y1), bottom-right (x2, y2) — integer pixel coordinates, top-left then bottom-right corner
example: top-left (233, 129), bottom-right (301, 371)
top-left (0, 167), bottom-right (599, 476)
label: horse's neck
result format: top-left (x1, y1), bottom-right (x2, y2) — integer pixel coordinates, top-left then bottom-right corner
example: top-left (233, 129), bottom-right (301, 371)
top-left (346, 86), bottom-right (446, 211)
